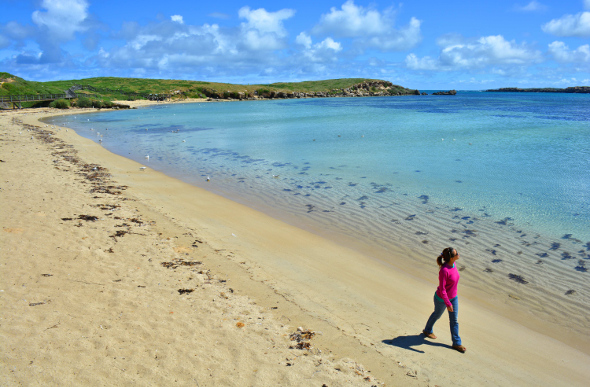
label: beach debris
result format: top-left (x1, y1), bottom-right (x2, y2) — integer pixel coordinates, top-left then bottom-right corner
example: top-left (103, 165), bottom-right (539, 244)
top-left (191, 239), bottom-right (203, 247)
top-left (484, 268), bottom-right (493, 272)
top-left (565, 290), bottom-right (576, 296)
top-left (140, 167), bottom-right (147, 170)
top-left (161, 258), bottom-right (202, 269)
top-left (206, 176), bottom-right (210, 182)
top-left (78, 214), bottom-right (99, 221)
top-left (29, 300), bottom-right (50, 306)
top-left (289, 327), bottom-right (316, 350)
top-left (41, 274), bottom-right (53, 277)
top-left (178, 288), bottom-right (194, 295)
top-left (508, 274), bottom-right (528, 284)
top-left (509, 294), bottom-right (520, 300)
top-left (236, 322), bottom-right (245, 328)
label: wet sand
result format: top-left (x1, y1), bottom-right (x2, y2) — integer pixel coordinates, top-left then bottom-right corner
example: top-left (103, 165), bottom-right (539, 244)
top-left (1, 105), bottom-right (589, 386)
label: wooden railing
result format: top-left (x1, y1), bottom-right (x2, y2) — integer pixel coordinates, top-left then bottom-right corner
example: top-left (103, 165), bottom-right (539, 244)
top-left (0, 93), bottom-right (90, 103)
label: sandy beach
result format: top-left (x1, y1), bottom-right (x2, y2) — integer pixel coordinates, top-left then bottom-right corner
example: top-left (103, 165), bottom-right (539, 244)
top-left (1, 104), bottom-right (589, 386)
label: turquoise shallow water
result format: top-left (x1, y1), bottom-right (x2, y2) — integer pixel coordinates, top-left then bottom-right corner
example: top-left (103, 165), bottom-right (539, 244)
top-left (47, 93), bottom-right (590, 328)
top-left (50, 93), bottom-right (590, 244)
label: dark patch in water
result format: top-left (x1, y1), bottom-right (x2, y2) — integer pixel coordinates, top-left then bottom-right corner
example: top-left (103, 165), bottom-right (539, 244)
top-left (549, 242), bottom-right (560, 250)
top-left (405, 214), bottom-right (416, 221)
top-left (450, 207), bottom-right (462, 212)
top-left (561, 252), bottom-right (573, 260)
top-left (418, 195), bottom-right (429, 204)
top-left (492, 259), bottom-right (502, 263)
top-left (508, 274), bottom-right (528, 284)
top-left (357, 196), bottom-right (369, 201)
top-left (495, 217), bottom-right (513, 225)
top-left (536, 252), bottom-right (548, 258)
top-left (348, 183), bottom-right (357, 187)
top-left (340, 202), bottom-right (346, 205)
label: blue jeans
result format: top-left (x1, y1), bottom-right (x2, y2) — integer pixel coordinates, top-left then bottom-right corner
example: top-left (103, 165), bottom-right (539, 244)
top-left (424, 293), bottom-right (461, 346)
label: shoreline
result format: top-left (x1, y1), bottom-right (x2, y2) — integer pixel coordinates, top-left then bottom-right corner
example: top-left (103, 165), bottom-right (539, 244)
top-left (2, 105), bottom-right (590, 386)
top-left (57, 99), bottom-right (589, 348)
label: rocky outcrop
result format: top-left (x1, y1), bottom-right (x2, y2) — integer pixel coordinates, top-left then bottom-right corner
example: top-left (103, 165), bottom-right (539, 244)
top-left (432, 90), bottom-right (457, 95)
top-left (195, 80), bottom-right (424, 101)
top-left (486, 86), bottom-right (590, 93)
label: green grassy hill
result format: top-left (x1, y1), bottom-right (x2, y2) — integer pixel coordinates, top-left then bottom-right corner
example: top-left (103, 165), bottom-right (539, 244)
top-left (0, 72), bottom-right (420, 103)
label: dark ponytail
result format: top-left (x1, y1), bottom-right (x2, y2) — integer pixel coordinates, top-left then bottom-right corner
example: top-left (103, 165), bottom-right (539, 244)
top-left (437, 247), bottom-right (455, 268)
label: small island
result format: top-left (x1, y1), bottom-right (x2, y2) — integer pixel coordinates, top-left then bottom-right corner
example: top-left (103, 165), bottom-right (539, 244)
top-left (486, 86), bottom-right (590, 93)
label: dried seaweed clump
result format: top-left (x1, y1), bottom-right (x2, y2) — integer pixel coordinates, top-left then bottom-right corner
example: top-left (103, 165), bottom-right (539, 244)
top-left (289, 327), bottom-right (316, 350)
top-left (161, 259), bottom-right (202, 269)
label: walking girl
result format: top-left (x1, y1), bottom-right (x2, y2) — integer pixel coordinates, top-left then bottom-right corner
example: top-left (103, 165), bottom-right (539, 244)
top-left (423, 247), bottom-right (466, 353)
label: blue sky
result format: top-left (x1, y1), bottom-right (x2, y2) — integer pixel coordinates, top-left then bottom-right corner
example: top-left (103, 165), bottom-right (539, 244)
top-left (1, 0), bottom-right (589, 89)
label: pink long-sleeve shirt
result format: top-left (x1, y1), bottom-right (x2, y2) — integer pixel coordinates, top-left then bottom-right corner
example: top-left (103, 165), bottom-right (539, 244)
top-left (436, 263), bottom-right (460, 307)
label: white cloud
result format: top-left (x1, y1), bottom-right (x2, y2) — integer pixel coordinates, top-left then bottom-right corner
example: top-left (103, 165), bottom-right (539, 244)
top-left (542, 11), bottom-right (590, 37)
top-left (586, 0), bottom-right (590, 11)
top-left (405, 53), bottom-right (438, 70)
top-left (514, 1), bottom-right (547, 12)
top-left (238, 6), bottom-right (295, 50)
top-left (171, 15), bottom-right (184, 24)
top-left (548, 41), bottom-right (590, 62)
top-left (296, 32), bottom-right (312, 49)
top-left (296, 33), bottom-right (342, 63)
top-left (312, 0), bottom-right (421, 52)
top-left (32, 0), bottom-right (89, 40)
top-left (406, 35), bottom-right (541, 71)
top-left (313, 0), bottom-right (393, 37)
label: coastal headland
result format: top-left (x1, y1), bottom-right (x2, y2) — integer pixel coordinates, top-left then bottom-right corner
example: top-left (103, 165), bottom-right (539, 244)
top-left (1, 98), bottom-right (589, 386)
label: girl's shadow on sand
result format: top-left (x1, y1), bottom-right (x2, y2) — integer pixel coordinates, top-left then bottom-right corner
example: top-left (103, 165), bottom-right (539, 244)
top-left (382, 333), bottom-right (453, 353)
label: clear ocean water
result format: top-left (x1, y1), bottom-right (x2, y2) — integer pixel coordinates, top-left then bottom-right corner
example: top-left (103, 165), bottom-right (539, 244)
top-left (48, 92), bottom-right (590, 250)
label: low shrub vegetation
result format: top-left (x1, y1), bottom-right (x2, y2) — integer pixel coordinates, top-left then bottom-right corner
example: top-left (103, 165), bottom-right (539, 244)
top-left (49, 99), bottom-right (70, 109)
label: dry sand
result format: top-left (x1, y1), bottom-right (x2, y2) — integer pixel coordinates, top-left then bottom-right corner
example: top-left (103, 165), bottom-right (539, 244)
top-left (1, 105), bottom-right (589, 386)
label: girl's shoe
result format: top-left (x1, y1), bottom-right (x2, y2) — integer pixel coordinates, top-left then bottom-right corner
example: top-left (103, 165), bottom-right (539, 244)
top-left (422, 330), bottom-right (437, 339)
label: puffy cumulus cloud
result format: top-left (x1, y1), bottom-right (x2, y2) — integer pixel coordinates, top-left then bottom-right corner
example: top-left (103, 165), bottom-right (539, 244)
top-left (296, 32), bottom-right (313, 49)
top-left (542, 11), bottom-right (590, 37)
top-left (313, 0), bottom-right (393, 37)
top-left (406, 35), bottom-right (541, 71)
top-left (548, 41), bottom-right (590, 63)
top-left (299, 36), bottom-right (342, 63)
top-left (312, 0), bottom-right (421, 52)
top-left (32, 0), bottom-right (90, 40)
top-left (0, 0), bottom-right (92, 65)
top-left (97, 7), bottom-right (300, 76)
top-left (171, 15), bottom-right (184, 24)
top-left (238, 6), bottom-right (295, 51)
